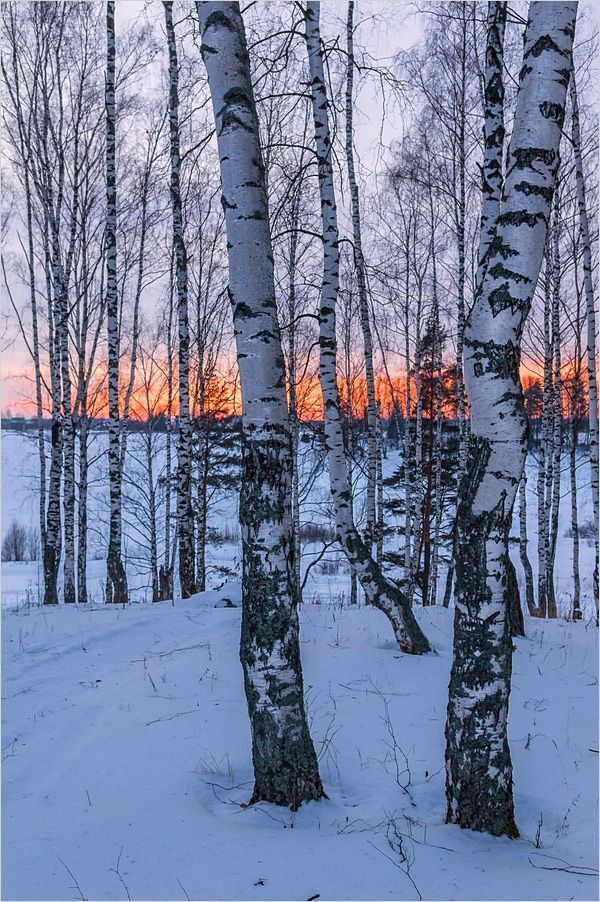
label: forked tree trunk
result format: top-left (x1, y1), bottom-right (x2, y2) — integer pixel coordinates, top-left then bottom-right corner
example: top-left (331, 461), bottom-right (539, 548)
top-left (570, 69), bottom-right (599, 611)
top-left (164, 1), bottom-right (196, 599)
top-left (197, 0), bottom-right (324, 808)
top-left (105, 0), bottom-right (128, 604)
top-left (445, 1), bottom-right (576, 837)
top-left (305, 1), bottom-right (429, 654)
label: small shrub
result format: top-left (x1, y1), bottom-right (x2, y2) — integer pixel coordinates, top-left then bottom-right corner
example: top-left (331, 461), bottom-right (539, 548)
top-left (299, 522), bottom-right (335, 543)
top-left (318, 559), bottom-right (340, 576)
top-left (208, 524), bottom-right (240, 545)
top-left (564, 521), bottom-right (597, 547)
top-left (2, 520), bottom-right (28, 562)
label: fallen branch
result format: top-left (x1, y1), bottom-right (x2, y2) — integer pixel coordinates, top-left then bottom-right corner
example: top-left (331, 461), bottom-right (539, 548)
top-left (529, 852), bottom-right (598, 877)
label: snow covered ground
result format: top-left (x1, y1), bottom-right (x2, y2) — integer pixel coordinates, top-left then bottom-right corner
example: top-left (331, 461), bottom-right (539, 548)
top-left (2, 594), bottom-right (598, 901)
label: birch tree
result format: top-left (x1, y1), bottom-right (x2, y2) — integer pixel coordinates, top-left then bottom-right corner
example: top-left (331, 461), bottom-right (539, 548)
top-left (305, 1), bottom-right (430, 654)
top-left (164, 1), bottom-right (196, 598)
top-left (445, 0), bottom-right (576, 837)
top-left (570, 66), bottom-right (599, 610)
top-left (197, 0), bottom-right (324, 808)
top-left (105, 0), bottom-right (128, 604)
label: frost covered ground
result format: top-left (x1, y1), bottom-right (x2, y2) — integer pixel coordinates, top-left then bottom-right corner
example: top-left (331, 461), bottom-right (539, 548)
top-left (2, 593), bottom-right (598, 902)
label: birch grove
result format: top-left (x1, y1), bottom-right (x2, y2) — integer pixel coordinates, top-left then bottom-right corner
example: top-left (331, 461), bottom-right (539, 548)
top-left (1, 0), bottom-right (597, 844)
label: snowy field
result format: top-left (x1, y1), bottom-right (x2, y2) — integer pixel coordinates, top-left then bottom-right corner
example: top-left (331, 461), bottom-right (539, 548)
top-left (1, 430), bottom-right (597, 614)
top-left (1, 430), bottom-right (598, 901)
top-left (2, 595), bottom-right (598, 901)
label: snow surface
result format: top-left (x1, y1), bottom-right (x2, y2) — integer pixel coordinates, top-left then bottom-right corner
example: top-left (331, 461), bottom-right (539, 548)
top-left (2, 594), bottom-right (598, 901)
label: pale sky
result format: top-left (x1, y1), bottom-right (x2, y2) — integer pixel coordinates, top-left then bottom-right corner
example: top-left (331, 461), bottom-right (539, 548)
top-left (1, 0), bottom-right (423, 415)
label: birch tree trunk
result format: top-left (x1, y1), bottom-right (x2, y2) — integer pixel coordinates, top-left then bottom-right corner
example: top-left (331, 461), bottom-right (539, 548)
top-left (429, 241), bottom-right (443, 606)
top-left (570, 68), bottom-right (599, 611)
top-left (445, 0), bottom-right (576, 837)
top-left (519, 475), bottom-right (538, 616)
top-left (403, 248), bottom-right (413, 584)
top-left (105, 0), bottom-right (128, 604)
top-left (78, 412), bottom-right (89, 604)
top-left (288, 186), bottom-right (303, 601)
top-left (164, 1), bottom-right (196, 599)
top-left (345, 0), bottom-right (378, 552)
top-left (455, 5), bottom-right (468, 475)
top-left (547, 201), bottom-right (562, 619)
top-left (376, 436), bottom-right (384, 567)
top-left (538, 256), bottom-right (553, 616)
top-left (43, 213), bottom-right (62, 605)
top-left (197, 0), bottom-right (324, 808)
top-left (305, 1), bottom-right (430, 654)
top-left (570, 410), bottom-right (581, 617)
top-left (475, 2), bottom-right (507, 293)
top-left (409, 279), bottom-right (424, 606)
top-left (163, 254), bottom-right (175, 599)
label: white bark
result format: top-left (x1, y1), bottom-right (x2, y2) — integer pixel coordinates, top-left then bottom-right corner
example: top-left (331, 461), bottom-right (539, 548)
top-left (197, 0), bottom-right (323, 807)
top-left (446, 1), bottom-right (576, 836)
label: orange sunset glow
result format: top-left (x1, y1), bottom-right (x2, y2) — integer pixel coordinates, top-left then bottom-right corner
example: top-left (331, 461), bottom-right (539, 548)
top-left (2, 357), bottom-right (588, 422)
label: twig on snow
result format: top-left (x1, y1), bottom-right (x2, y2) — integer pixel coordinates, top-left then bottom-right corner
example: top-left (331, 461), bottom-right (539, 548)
top-left (177, 877), bottom-right (191, 900)
top-left (57, 855), bottom-right (87, 901)
top-left (109, 846), bottom-right (132, 901)
top-left (529, 852), bottom-right (598, 877)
